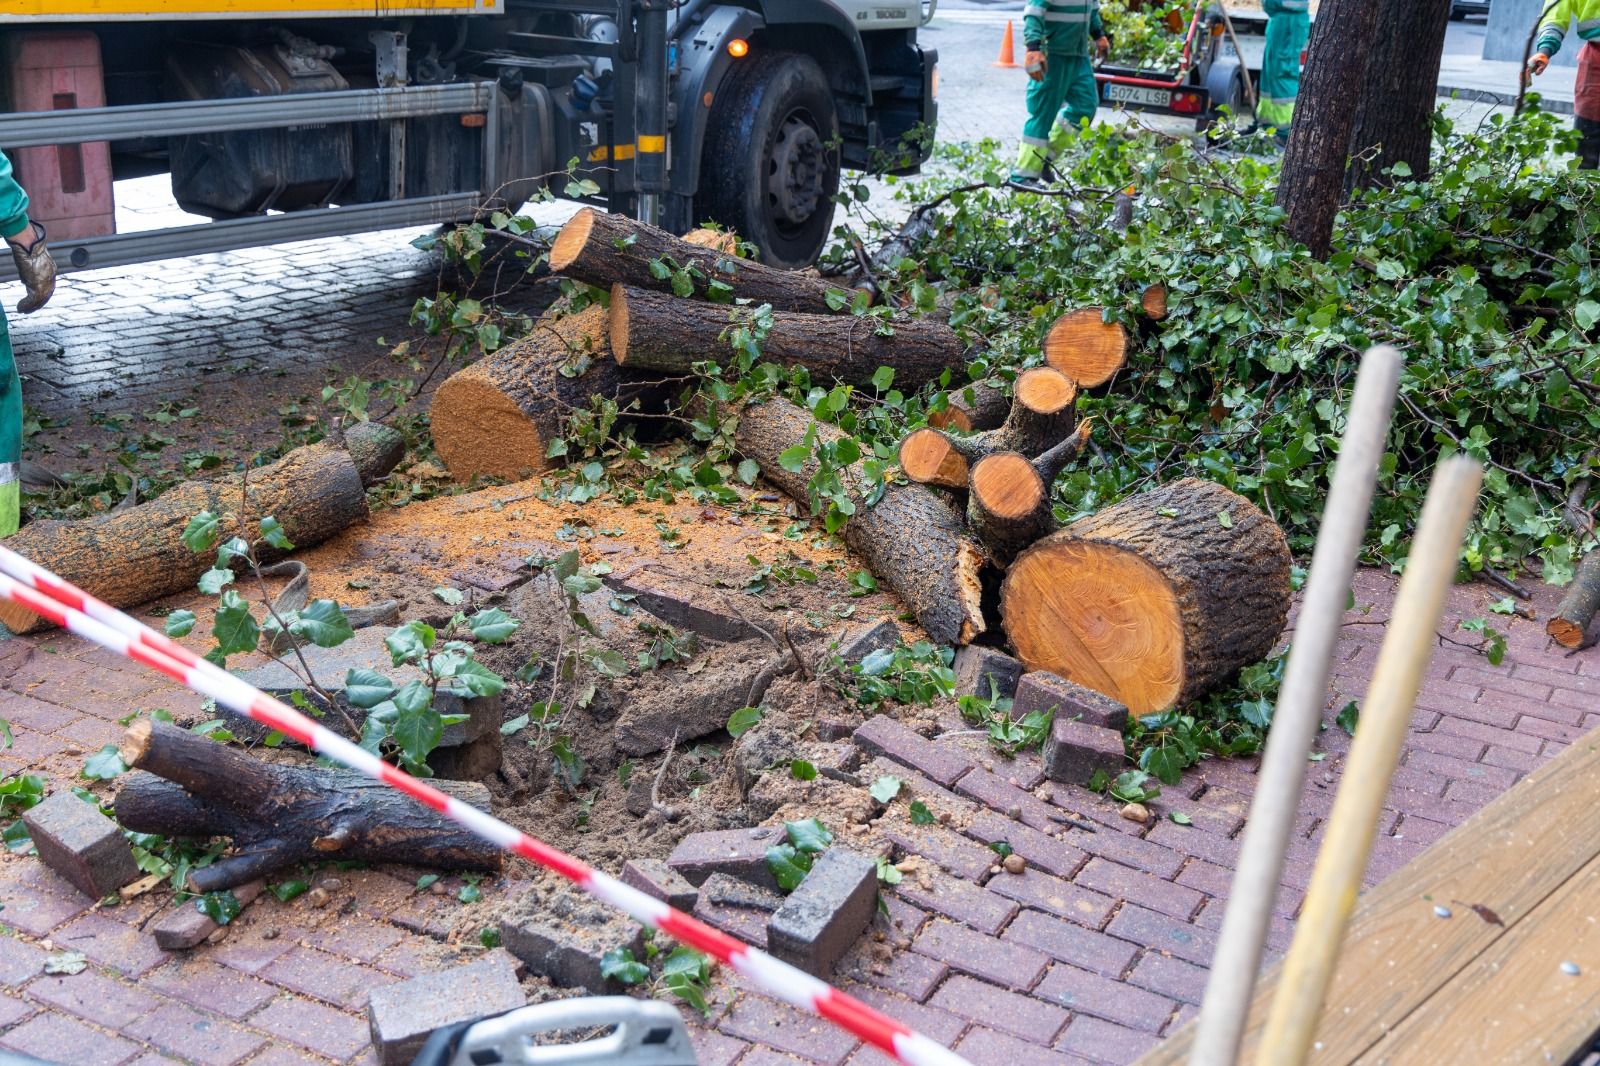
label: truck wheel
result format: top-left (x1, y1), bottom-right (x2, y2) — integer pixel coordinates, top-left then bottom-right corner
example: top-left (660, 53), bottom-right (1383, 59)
top-left (697, 52), bottom-right (840, 269)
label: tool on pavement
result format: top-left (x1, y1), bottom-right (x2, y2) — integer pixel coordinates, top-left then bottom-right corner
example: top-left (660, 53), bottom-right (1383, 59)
top-left (411, 997), bottom-right (695, 1066)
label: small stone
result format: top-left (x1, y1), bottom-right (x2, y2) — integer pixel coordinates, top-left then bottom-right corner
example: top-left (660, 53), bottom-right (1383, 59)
top-left (318, 878), bottom-right (343, 891)
top-left (1120, 802), bottom-right (1150, 824)
top-left (1002, 854), bottom-right (1026, 875)
top-left (1433, 905), bottom-right (1453, 919)
top-left (989, 865), bottom-right (1002, 876)
top-left (263, 928), bottom-right (280, 940)
top-left (1562, 961), bottom-right (1582, 976)
top-left (307, 887), bottom-right (331, 908)
top-left (205, 926), bottom-right (230, 945)
top-left (430, 880), bottom-right (449, 896)
top-left (1006, 805), bottom-right (1023, 822)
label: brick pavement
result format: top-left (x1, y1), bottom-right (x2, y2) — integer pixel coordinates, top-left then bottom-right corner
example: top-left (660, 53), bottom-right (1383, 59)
top-left (0, 566), bottom-right (1594, 1064)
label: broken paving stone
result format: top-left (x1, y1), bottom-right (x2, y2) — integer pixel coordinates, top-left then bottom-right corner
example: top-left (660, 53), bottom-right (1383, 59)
top-left (952, 645), bottom-right (1024, 701)
top-left (498, 876), bottom-right (645, 991)
top-left (667, 826), bottom-right (785, 890)
top-left (614, 637), bottom-right (777, 756)
top-left (22, 791), bottom-right (141, 900)
top-left (368, 953), bottom-right (526, 1066)
top-left (151, 880), bottom-right (266, 951)
top-left (767, 847), bottom-right (878, 978)
top-left (1044, 718), bottom-right (1127, 787)
top-left (830, 619), bottom-right (900, 669)
top-left (692, 896), bottom-right (768, 949)
top-left (700, 872), bottom-right (784, 913)
top-left (600, 569), bottom-right (761, 644)
top-left (1014, 670), bottom-right (1129, 731)
top-left (234, 628), bottom-right (499, 748)
top-left (620, 859), bottom-right (699, 912)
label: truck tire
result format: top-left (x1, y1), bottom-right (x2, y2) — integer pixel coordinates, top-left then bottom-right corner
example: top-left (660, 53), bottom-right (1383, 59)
top-left (696, 51), bottom-right (840, 269)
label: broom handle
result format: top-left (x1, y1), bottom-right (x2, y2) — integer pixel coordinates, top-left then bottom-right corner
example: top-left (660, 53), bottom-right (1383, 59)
top-left (1258, 456), bottom-right (1483, 1065)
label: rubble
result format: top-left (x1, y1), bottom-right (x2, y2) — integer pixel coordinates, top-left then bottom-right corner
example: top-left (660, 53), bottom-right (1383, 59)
top-left (497, 877), bottom-right (645, 990)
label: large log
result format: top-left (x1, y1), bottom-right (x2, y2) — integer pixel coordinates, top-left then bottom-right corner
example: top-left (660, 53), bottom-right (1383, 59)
top-left (734, 398), bottom-right (985, 645)
top-left (550, 208), bottom-right (841, 314)
top-left (114, 719), bottom-right (501, 893)
top-left (1001, 477), bottom-right (1292, 714)
top-left (429, 306), bottom-right (663, 483)
top-left (0, 442), bottom-right (372, 635)
top-left (1547, 552), bottom-right (1600, 648)
top-left (1044, 306), bottom-right (1130, 388)
top-left (966, 420), bottom-right (1093, 566)
top-left (610, 285), bottom-right (965, 389)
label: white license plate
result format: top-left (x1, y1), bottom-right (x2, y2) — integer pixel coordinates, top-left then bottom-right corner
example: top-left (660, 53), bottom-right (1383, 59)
top-left (1105, 83), bottom-right (1171, 107)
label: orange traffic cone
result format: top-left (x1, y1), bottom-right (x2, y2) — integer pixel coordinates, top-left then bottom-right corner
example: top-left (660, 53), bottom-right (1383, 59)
top-left (993, 20), bottom-right (1019, 68)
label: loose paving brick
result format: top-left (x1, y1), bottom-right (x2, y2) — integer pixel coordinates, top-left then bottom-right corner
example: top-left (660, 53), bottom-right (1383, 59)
top-left (913, 920), bottom-right (1048, 991)
top-left (769, 848), bottom-right (879, 978)
top-left (692, 896), bottom-right (770, 949)
top-left (151, 881), bottom-right (265, 951)
top-left (22, 791), bottom-right (141, 901)
top-left (1000, 908), bottom-right (1140, 977)
top-left (929, 973), bottom-right (1069, 1042)
top-left (1045, 719), bottom-right (1127, 786)
top-left (621, 857), bottom-right (700, 911)
top-left (1014, 671), bottom-right (1130, 732)
top-left (852, 716), bottom-right (975, 787)
top-left (368, 954), bottom-right (525, 1066)
top-left (666, 826), bottom-right (786, 888)
top-left (952, 645), bottom-right (1024, 700)
top-left (499, 879), bottom-right (646, 990)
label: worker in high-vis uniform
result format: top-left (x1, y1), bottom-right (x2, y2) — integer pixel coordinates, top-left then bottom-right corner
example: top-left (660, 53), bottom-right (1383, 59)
top-left (0, 149), bottom-right (56, 538)
top-left (1529, 0), bottom-right (1600, 168)
top-left (1257, 0), bottom-right (1310, 132)
top-left (1012, 0), bottom-right (1110, 183)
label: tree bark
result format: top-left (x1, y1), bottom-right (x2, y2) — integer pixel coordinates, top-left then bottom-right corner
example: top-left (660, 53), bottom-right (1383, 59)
top-left (340, 422), bottom-right (407, 487)
top-left (1346, 0), bottom-right (1453, 193)
top-left (1001, 477), bottom-right (1292, 713)
top-left (1548, 552), bottom-right (1600, 648)
top-left (734, 398), bottom-right (986, 645)
top-left (899, 369), bottom-right (1079, 491)
top-left (430, 306), bottom-right (665, 483)
top-left (1044, 308), bottom-right (1130, 388)
top-left (610, 285), bottom-right (965, 389)
top-left (965, 421), bottom-right (1093, 566)
top-left (114, 719), bottom-right (501, 893)
top-left (550, 208), bottom-right (842, 314)
top-left (1277, 0), bottom-right (1383, 258)
top-left (929, 381), bottom-right (1011, 433)
top-left (0, 443), bottom-right (372, 635)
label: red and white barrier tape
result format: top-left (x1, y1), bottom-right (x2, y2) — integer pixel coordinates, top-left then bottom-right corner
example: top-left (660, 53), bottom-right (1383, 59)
top-left (0, 543), bottom-right (969, 1066)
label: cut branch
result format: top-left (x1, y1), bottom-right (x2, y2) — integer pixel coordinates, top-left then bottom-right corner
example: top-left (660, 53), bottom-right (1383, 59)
top-left (1548, 552), bottom-right (1600, 649)
top-left (966, 421), bottom-right (1093, 565)
top-left (929, 381), bottom-right (1010, 432)
top-left (1044, 307), bottom-right (1130, 387)
top-left (899, 368), bottom-right (1078, 493)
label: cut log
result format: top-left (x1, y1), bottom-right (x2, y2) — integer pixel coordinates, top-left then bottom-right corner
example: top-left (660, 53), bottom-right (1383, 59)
top-left (1044, 307), bottom-right (1130, 388)
top-left (610, 284), bottom-right (964, 389)
top-left (929, 380), bottom-right (1010, 433)
top-left (734, 398), bottom-right (985, 645)
top-left (1001, 477), bottom-right (1291, 714)
top-left (1548, 552), bottom-right (1600, 649)
top-left (899, 368), bottom-right (1078, 492)
top-left (341, 421), bottom-right (407, 487)
top-left (430, 306), bottom-right (662, 483)
top-left (898, 428), bottom-right (970, 490)
top-left (550, 208), bottom-right (840, 314)
top-left (1141, 284), bottom-right (1169, 321)
top-left (966, 421), bottom-right (1094, 565)
top-left (0, 442), bottom-right (371, 635)
top-left (114, 719), bottom-right (501, 893)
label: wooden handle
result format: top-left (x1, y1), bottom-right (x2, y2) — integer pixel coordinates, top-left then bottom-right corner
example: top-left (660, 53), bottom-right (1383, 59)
top-left (1257, 455), bottom-right (1483, 1065)
top-left (1187, 345), bottom-right (1401, 1066)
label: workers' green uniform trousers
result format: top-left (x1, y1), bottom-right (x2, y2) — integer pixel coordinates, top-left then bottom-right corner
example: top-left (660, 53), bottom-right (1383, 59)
top-left (1013, 1), bottom-right (1104, 180)
top-left (1258, 0), bottom-right (1310, 130)
top-left (0, 151), bottom-right (25, 539)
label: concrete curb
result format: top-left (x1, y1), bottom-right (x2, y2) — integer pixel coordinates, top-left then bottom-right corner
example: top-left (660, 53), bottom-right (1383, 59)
top-left (1437, 83), bottom-right (1574, 115)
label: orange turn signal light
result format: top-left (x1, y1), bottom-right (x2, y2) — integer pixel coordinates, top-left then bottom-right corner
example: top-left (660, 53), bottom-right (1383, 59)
top-left (728, 38), bottom-right (749, 58)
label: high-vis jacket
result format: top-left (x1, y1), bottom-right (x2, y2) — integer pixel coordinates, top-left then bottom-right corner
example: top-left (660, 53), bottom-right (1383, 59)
top-left (1536, 0), bottom-right (1600, 59)
top-left (1023, 0), bottom-right (1104, 56)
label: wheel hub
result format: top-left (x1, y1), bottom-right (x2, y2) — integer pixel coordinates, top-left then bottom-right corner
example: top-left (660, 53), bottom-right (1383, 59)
top-left (768, 114), bottom-right (824, 226)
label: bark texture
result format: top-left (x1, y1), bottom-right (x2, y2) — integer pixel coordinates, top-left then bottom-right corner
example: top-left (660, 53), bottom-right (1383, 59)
top-left (1548, 552), bottom-right (1600, 648)
top-left (0, 443), bottom-right (368, 635)
top-left (929, 381), bottom-right (1011, 433)
top-left (611, 285), bottom-right (964, 389)
top-left (430, 306), bottom-right (661, 483)
top-left (1276, 0), bottom-right (1382, 257)
top-left (550, 208), bottom-right (840, 314)
top-left (1001, 477), bottom-right (1291, 713)
top-left (114, 719), bottom-right (501, 893)
top-left (735, 398), bottom-right (986, 645)
top-left (341, 422), bottom-right (407, 487)
top-left (1346, 0), bottom-right (1453, 193)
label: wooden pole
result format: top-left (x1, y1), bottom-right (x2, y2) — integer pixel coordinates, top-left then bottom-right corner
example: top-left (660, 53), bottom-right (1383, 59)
top-left (1187, 346), bottom-right (1401, 1066)
top-left (1257, 455), bottom-right (1483, 1065)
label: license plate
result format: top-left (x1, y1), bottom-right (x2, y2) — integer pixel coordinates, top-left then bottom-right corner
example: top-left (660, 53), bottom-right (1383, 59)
top-left (1105, 83), bottom-right (1171, 107)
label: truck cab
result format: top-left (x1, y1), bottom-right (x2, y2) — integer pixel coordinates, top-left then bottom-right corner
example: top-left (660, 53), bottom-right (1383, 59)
top-left (0, 0), bottom-right (937, 271)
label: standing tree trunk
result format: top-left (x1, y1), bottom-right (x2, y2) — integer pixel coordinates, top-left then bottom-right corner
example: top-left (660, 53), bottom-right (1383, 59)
top-left (1277, 0), bottom-right (1382, 258)
top-left (1345, 0), bottom-right (1453, 193)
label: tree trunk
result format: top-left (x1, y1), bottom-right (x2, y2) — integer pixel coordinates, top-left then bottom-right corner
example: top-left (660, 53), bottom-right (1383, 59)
top-left (929, 381), bottom-right (1010, 433)
top-left (1548, 552), bottom-right (1600, 648)
top-left (430, 306), bottom-right (664, 483)
top-left (1001, 477), bottom-right (1292, 713)
top-left (114, 719), bottom-right (501, 893)
top-left (965, 421), bottom-right (1093, 566)
top-left (899, 369), bottom-right (1078, 491)
top-left (1346, 0), bottom-right (1453, 193)
top-left (1044, 308), bottom-right (1131, 387)
top-left (734, 398), bottom-right (986, 645)
top-left (550, 208), bottom-right (841, 314)
top-left (610, 285), bottom-right (965, 389)
top-left (0, 443), bottom-right (372, 635)
top-left (1276, 0), bottom-right (1382, 258)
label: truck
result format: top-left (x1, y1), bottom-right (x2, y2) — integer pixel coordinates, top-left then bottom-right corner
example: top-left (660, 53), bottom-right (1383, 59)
top-left (1096, 2), bottom-right (1277, 130)
top-left (0, 0), bottom-right (939, 272)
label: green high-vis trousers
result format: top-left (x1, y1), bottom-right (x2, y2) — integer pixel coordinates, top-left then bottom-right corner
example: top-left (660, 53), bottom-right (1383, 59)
top-left (0, 312), bottom-right (18, 538)
top-left (1014, 53), bottom-right (1100, 179)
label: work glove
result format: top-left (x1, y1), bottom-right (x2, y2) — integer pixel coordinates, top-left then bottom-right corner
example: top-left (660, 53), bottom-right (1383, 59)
top-left (1528, 52), bottom-right (1550, 75)
top-left (8, 222), bottom-right (54, 314)
top-left (1095, 36), bottom-right (1111, 60)
top-left (1024, 49), bottom-right (1047, 81)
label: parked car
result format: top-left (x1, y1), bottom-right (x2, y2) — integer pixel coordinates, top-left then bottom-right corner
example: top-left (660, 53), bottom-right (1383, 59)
top-left (1450, 0), bottom-right (1491, 20)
